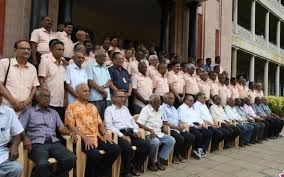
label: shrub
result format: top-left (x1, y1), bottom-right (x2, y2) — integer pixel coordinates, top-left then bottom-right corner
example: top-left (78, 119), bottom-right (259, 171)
top-left (267, 96), bottom-right (284, 117)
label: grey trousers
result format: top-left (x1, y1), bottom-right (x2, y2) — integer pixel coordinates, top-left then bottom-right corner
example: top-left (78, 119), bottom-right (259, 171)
top-left (0, 159), bottom-right (22, 177)
top-left (90, 100), bottom-right (112, 120)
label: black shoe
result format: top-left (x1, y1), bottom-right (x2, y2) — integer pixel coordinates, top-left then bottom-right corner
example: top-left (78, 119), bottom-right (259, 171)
top-left (148, 163), bottom-right (158, 172)
top-left (255, 140), bottom-right (263, 144)
top-left (130, 168), bottom-right (140, 176)
top-left (155, 162), bottom-right (166, 171)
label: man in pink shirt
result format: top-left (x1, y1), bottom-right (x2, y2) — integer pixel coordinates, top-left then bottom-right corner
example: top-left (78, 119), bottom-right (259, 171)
top-left (197, 71), bottom-right (210, 103)
top-left (148, 55), bottom-right (159, 79)
top-left (123, 48), bottom-right (134, 70)
top-left (217, 74), bottom-right (229, 107)
top-left (207, 71), bottom-right (219, 103)
top-left (236, 75), bottom-right (246, 99)
top-left (153, 63), bottom-right (169, 98)
top-left (255, 83), bottom-right (264, 98)
top-left (128, 50), bottom-right (148, 76)
top-left (184, 63), bottom-right (199, 100)
top-left (228, 77), bottom-right (239, 99)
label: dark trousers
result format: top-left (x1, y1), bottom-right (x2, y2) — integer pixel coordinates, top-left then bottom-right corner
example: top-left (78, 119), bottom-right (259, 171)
top-left (49, 106), bottom-right (65, 122)
top-left (190, 128), bottom-right (212, 152)
top-left (118, 131), bottom-right (150, 175)
top-left (248, 122), bottom-right (265, 141)
top-left (170, 130), bottom-right (195, 157)
top-left (90, 100), bottom-right (112, 120)
top-left (173, 94), bottom-right (183, 109)
top-left (82, 140), bottom-right (121, 177)
top-left (267, 117), bottom-right (284, 136)
top-left (29, 142), bottom-right (76, 177)
top-left (207, 127), bottom-right (224, 150)
top-left (133, 104), bottom-right (143, 115)
top-left (256, 119), bottom-right (271, 138)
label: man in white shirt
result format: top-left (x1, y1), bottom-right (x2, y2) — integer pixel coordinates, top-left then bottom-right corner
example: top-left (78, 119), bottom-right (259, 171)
top-left (0, 95), bottom-right (24, 177)
top-left (178, 95), bottom-right (212, 159)
top-left (193, 92), bottom-right (226, 151)
top-left (104, 90), bottom-right (150, 177)
top-left (210, 95), bottom-right (240, 148)
top-left (137, 95), bottom-right (175, 172)
top-left (56, 22), bottom-right (74, 60)
top-left (162, 92), bottom-right (195, 162)
top-left (224, 98), bottom-right (254, 146)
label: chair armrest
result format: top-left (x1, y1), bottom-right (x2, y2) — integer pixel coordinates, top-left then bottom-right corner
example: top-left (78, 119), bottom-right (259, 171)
top-left (62, 135), bottom-right (73, 152)
top-left (180, 123), bottom-right (190, 131)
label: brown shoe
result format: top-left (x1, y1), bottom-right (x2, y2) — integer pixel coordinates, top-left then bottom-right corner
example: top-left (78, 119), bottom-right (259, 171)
top-left (172, 156), bottom-right (180, 164)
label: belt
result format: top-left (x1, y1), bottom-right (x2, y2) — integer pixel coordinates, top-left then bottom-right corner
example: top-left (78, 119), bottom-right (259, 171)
top-left (120, 128), bottom-right (133, 132)
top-left (44, 137), bottom-right (53, 144)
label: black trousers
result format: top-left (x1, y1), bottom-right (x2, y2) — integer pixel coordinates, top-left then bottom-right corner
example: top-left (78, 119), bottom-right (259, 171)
top-left (190, 127), bottom-right (212, 152)
top-left (118, 131), bottom-right (150, 175)
top-left (170, 130), bottom-right (195, 156)
top-left (267, 117), bottom-right (284, 136)
top-left (82, 140), bottom-right (121, 177)
top-left (133, 105), bottom-right (143, 115)
top-left (256, 119), bottom-right (271, 138)
top-left (29, 142), bottom-right (76, 177)
top-left (220, 123), bottom-right (240, 144)
top-left (207, 127), bottom-right (224, 150)
top-left (248, 122), bottom-right (265, 141)
top-left (173, 94), bottom-right (183, 109)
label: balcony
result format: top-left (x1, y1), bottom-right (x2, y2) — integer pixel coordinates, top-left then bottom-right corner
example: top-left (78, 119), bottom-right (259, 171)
top-left (267, 0), bottom-right (284, 14)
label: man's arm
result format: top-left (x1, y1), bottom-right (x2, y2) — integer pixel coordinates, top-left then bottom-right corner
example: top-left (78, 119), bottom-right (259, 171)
top-left (0, 82), bottom-right (18, 106)
top-left (9, 134), bottom-right (22, 160)
top-left (133, 89), bottom-right (148, 104)
top-left (64, 82), bottom-right (77, 98)
top-left (31, 42), bottom-right (38, 66)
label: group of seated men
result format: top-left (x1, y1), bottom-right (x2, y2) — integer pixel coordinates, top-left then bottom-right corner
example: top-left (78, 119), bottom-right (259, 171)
top-left (0, 17), bottom-right (284, 177)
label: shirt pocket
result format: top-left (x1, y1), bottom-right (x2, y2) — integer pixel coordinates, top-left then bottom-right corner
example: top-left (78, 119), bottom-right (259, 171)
top-left (0, 128), bottom-right (10, 145)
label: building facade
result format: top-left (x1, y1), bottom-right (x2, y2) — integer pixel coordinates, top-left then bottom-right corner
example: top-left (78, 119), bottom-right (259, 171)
top-left (0, 0), bottom-right (282, 96)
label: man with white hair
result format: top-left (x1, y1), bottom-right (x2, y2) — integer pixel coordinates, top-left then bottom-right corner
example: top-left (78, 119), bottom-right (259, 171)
top-left (148, 55), bottom-right (159, 79)
top-left (137, 94), bottom-right (175, 172)
top-left (74, 30), bottom-right (86, 46)
top-left (183, 63), bottom-right (199, 100)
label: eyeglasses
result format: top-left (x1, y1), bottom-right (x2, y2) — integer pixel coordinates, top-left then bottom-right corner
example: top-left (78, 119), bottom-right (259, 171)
top-left (17, 47), bottom-right (31, 51)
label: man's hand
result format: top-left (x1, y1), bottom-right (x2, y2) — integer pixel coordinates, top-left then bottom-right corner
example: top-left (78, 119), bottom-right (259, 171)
top-left (70, 133), bottom-right (78, 143)
top-left (23, 137), bottom-right (32, 152)
top-left (102, 91), bottom-right (108, 98)
top-left (11, 100), bottom-right (26, 112)
top-left (9, 145), bottom-right (19, 161)
top-left (125, 92), bottom-right (131, 97)
top-left (121, 135), bottom-right (131, 144)
top-left (83, 136), bottom-right (97, 150)
top-left (103, 134), bottom-right (113, 144)
top-left (133, 132), bottom-right (139, 138)
top-left (150, 130), bottom-right (157, 139)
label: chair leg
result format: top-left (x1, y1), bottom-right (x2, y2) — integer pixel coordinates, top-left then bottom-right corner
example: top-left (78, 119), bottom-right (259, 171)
top-left (143, 157), bottom-right (148, 173)
top-left (208, 140), bottom-right (212, 153)
top-left (218, 140), bottom-right (224, 150)
top-left (168, 150), bottom-right (173, 165)
top-left (112, 155), bottom-right (121, 177)
top-left (187, 146), bottom-right (192, 159)
top-left (234, 136), bottom-right (240, 147)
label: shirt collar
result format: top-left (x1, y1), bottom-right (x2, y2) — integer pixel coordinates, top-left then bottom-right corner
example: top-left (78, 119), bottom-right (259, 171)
top-left (11, 58), bottom-right (29, 68)
top-left (149, 104), bottom-right (161, 112)
top-left (41, 27), bottom-right (53, 34)
top-left (0, 106), bottom-right (6, 114)
top-left (51, 55), bottom-right (64, 65)
top-left (34, 105), bottom-right (51, 112)
top-left (63, 31), bottom-right (70, 38)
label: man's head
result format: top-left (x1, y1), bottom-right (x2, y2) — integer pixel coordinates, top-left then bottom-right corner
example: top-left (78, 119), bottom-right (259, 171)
top-left (234, 98), bottom-right (242, 106)
top-left (225, 78), bottom-right (230, 86)
top-left (73, 51), bottom-right (85, 68)
top-left (227, 98), bottom-right (235, 107)
top-left (200, 71), bottom-right (208, 82)
top-left (76, 30), bottom-right (86, 43)
top-left (213, 65), bottom-right (220, 74)
top-left (50, 40), bottom-right (64, 60)
top-left (158, 63), bottom-right (167, 76)
top-left (95, 49), bottom-right (107, 66)
top-left (197, 92), bottom-right (207, 104)
top-left (102, 37), bottom-right (111, 50)
top-left (57, 24), bottom-right (64, 32)
top-left (212, 95), bottom-right (221, 105)
top-left (110, 36), bottom-right (118, 47)
top-left (138, 62), bottom-right (147, 75)
top-left (249, 82), bottom-right (255, 90)
top-left (196, 67), bottom-right (204, 76)
top-left (163, 92), bottom-right (175, 106)
top-left (215, 56), bottom-right (221, 64)
top-left (63, 22), bottom-right (73, 35)
top-left (41, 16), bottom-right (52, 30)
top-left (76, 83), bottom-right (90, 102)
top-left (196, 58), bottom-right (204, 67)
top-left (186, 63), bottom-right (196, 75)
top-left (243, 97), bottom-right (251, 105)
top-left (74, 43), bottom-right (86, 55)
top-left (230, 77), bottom-right (237, 86)
top-left (255, 83), bottom-right (263, 91)
top-left (85, 40), bottom-right (94, 55)
top-left (172, 61), bottom-right (181, 74)
top-left (209, 71), bottom-right (218, 81)
top-left (149, 94), bottom-right (161, 110)
top-left (254, 97), bottom-right (261, 105)
top-left (218, 73), bottom-right (226, 84)
top-left (261, 97), bottom-right (268, 104)
top-left (206, 58), bottom-right (212, 65)
top-left (148, 55), bottom-right (159, 67)
top-left (184, 95), bottom-right (194, 107)
top-left (36, 89), bottom-right (50, 108)
top-left (112, 52), bottom-right (124, 67)
top-left (14, 40), bottom-right (31, 60)
top-left (135, 50), bottom-right (144, 62)
top-left (237, 75), bottom-right (245, 85)
top-left (112, 90), bottom-right (126, 107)
top-left (124, 49), bottom-right (134, 59)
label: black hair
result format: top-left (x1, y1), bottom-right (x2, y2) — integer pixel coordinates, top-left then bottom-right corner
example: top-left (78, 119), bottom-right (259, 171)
top-left (14, 40), bottom-right (30, 49)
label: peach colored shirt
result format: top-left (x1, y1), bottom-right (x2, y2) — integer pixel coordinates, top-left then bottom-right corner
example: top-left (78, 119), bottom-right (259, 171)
top-left (127, 59), bottom-right (149, 76)
top-left (167, 70), bottom-right (185, 95)
top-left (131, 73), bottom-right (153, 107)
top-left (153, 73), bottom-right (169, 96)
top-left (38, 53), bottom-right (65, 107)
top-left (65, 100), bottom-right (103, 147)
top-left (236, 83), bottom-right (245, 99)
top-left (247, 89), bottom-right (257, 103)
top-left (148, 65), bottom-right (159, 80)
top-left (197, 79), bottom-right (210, 101)
top-left (184, 73), bottom-right (200, 95)
top-left (255, 90), bottom-right (264, 98)
top-left (30, 27), bottom-right (56, 54)
top-left (123, 57), bottom-right (133, 70)
top-left (229, 85), bottom-right (239, 99)
top-left (0, 58), bottom-right (39, 106)
top-left (208, 79), bottom-right (219, 97)
top-left (56, 31), bottom-right (74, 58)
top-left (218, 83), bottom-right (229, 107)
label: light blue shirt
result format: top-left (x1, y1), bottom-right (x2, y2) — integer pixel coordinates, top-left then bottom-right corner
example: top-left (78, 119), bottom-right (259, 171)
top-left (162, 103), bottom-right (180, 127)
top-left (87, 61), bottom-right (111, 101)
top-left (65, 63), bottom-right (88, 104)
top-left (0, 105), bottom-right (24, 164)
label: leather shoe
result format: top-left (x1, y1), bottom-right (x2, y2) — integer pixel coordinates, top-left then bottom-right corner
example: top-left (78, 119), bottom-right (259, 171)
top-left (148, 163), bottom-right (158, 172)
top-left (130, 168), bottom-right (140, 176)
top-left (156, 162), bottom-right (166, 171)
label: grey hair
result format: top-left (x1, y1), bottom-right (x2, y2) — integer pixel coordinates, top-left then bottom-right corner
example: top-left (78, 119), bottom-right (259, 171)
top-left (185, 63), bottom-right (195, 69)
top-left (76, 30), bottom-right (86, 38)
top-left (149, 94), bottom-right (160, 102)
top-left (163, 92), bottom-right (173, 102)
top-left (35, 88), bottom-right (50, 98)
top-left (75, 83), bottom-right (89, 92)
top-left (148, 55), bottom-right (158, 61)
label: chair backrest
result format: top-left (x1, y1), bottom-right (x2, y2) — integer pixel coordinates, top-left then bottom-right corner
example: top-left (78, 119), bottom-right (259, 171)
top-left (133, 114), bottom-right (139, 122)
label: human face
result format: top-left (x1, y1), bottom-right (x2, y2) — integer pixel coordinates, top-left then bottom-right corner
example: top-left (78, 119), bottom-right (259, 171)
top-left (64, 25), bottom-right (73, 35)
top-left (166, 93), bottom-right (175, 106)
top-left (227, 99), bottom-right (235, 107)
top-left (113, 53), bottom-right (124, 67)
top-left (51, 44), bottom-right (64, 60)
top-left (37, 91), bottom-right (51, 108)
top-left (15, 41), bottom-right (31, 59)
top-left (77, 85), bottom-right (90, 101)
top-left (255, 97), bottom-right (261, 105)
top-left (206, 58), bottom-right (211, 65)
top-left (200, 72), bottom-right (208, 82)
top-left (215, 57), bottom-right (221, 64)
top-left (256, 84), bottom-right (262, 91)
top-left (103, 39), bottom-right (111, 50)
top-left (214, 96), bottom-right (221, 105)
top-left (111, 38), bottom-right (118, 47)
top-left (158, 63), bottom-right (167, 75)
top-left (113, 91), bottom-right (126, 107)
top-left (235, 98), bottom-right (242, 106)
top-left (225, 79), bottom-right (230, 86)
top-left (198, 95), bottom-right (207, 104)
top-left (249, 82), bottom-right (255, 90)
top-left (185, 96), bottom-right (194, 107)
top-left (149, 58), bottom-right (159, 67)
top-left (187, 66), bottom-right (195, 75)
top-left (73, 52), bottom-right (85, 67)
top-left (151, 97), bottom-right (161, 110)
top-left (138, 63), bottom-right (147, 75)
top-left (96, 52), bottom-right (107, 65)
top-left (124, 49), bottom-right (133, 59)
top-left (135, 51), bottom-right (144, 62)
top-left (42, 17), bottom-right (53, 29)
top-left (78, 32), bottom-right (86, 43)
top-left (210, 72), bottom-right (217, 81)
top-left (172, 64), bottom-right (181, 74)
top-left (218, 75), bottom-right (226, 84)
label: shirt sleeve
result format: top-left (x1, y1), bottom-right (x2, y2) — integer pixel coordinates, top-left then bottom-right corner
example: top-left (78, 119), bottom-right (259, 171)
top-left (104, 107), bottom-right (124, 137)
top-left (0, 59), bottom-right (10, 83)
top-left (136, 107), bottom-right (148, 125)
top-left (10, 110), bottom-right (24, 136)
top-left (30, 29), bottom-right (39, 43)
top-left (86, 64), bottom-right (94, 80)
top-left (54, 110), bottom-right (64, 129)
top-left (167, 72), bottom-right (174, 84)
top-left (106, 70), bottom-right (111, 81)
top-left (32, 67), bottom-right (40, 87)
top-left (38, 58), bottom-right (48, 77)
top-left (64, 67), bottom-right (71, 84)
top-left (19, 109), bottom-right (31, 129)
top-left (131, 75), bottom-right (138, 89)
top-left (64, 105), bottom-right (75, 127)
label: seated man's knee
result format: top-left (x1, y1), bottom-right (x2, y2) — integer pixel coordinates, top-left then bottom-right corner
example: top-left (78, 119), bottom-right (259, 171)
top-left (11, 161), bottom-right (23, 176)
top-left (109, 144), bottom-right (121, 157)
top-left (149, 137), bottom-right (161, 148)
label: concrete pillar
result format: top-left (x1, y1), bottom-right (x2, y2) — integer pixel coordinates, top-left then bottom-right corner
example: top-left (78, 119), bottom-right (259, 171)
top-left (277, 21), bottom-right (281, 53)
top-left (264, 61), bottom-right (269, 96)
top-left (0, 0), bottom-right (5, 56)
top-left (160, 0), bottom-right (171, 52)
top-left (249, 55), bottom-right (255, 82)
top-left (265, 11), bottom-right (270, 47)
top-left (58, 0), bottom-right (72, 24)
top-left (232, 48), bottom-right (237, 77)
top-left (276, 65), bottom-right (280, 96)
top-left (188, 1), bottom-right (199, 61)
top-left (233, 0), bottom-right (238, 33)
top-left (30, 0), bottom-right (48, 32)
top-left (251, 0), bottom-right (255, 40)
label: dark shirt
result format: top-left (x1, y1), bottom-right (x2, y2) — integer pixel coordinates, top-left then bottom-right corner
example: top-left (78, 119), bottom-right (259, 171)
top-left (108, 65), bottom-right (131, 91)
top-left (19, 105), bottom-right (64, 144)
top-left (203, 64), bottom-right (211, 73)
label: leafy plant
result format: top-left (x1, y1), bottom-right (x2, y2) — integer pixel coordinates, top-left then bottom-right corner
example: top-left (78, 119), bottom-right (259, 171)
top-left (267, 96), bottom-right (284, 117)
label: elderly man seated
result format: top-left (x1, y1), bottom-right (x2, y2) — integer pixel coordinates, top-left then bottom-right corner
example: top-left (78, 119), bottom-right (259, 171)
top-left (19, 89), bottom-right (77, 177)
top-left (253, 97), bottom-right (283, 139)
top-left (136, 94), bottom-right (175, 172)
top-left (260, 97), bottom-right (283, 119)
top-left (234, 98), bottom-right (265, 143)
top-left (209, 95), bottom-right (240, 148)
top-left (104, 90), bottom-right (150, 177)
top-left (193, 92), bottom-right (225, 152)
top-left (0, 94), bottom-right (23, 177)
top-left (65, 84), bottom-right (120, 177)
top-left (178, 95), bottom-right (212, 159)
top-left (162, 92), bottom-right (195, 162)
top-left (224, 98), bottom-right (254, 146)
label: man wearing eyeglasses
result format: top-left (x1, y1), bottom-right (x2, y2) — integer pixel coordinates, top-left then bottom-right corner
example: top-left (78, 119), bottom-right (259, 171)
top-left (0, 40), bottom-right (39, 115)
